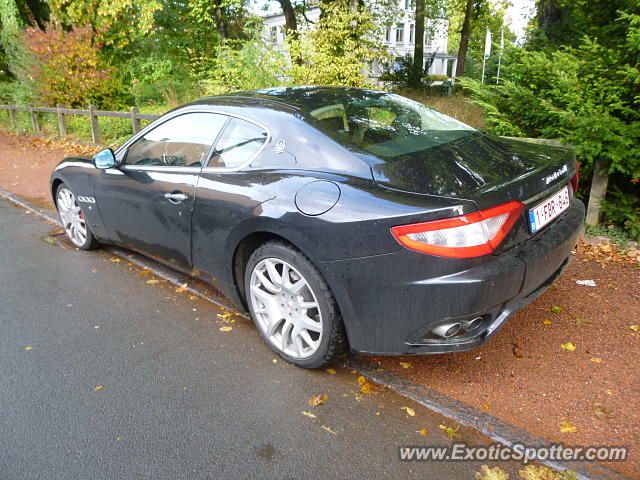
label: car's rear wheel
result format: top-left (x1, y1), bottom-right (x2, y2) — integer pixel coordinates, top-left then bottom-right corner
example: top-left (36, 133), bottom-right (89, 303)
top-left (245, 241), bottom-right (347, 368)
top-left (55, 183), bottom-right (99, 250)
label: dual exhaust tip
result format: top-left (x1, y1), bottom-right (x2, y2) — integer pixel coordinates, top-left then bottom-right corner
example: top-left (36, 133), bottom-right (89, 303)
top-left (431, 317), bottom-right (483, 339)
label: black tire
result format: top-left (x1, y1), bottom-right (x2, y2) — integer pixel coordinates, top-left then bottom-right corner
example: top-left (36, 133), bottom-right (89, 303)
top-left (244, 240), bottom-right (348, 368)
top-left (55, 182), bottom-right (99, 251)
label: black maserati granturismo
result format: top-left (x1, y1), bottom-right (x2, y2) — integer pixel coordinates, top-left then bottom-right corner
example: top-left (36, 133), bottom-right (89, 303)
top-left (50, 86), bottom-right (584, 368)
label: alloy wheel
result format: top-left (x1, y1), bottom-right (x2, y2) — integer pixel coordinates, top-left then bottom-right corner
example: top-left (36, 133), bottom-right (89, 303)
top-left (249, 258), bottom-right (323, 359)
top-left (56, 188), bottom-right (87, 247)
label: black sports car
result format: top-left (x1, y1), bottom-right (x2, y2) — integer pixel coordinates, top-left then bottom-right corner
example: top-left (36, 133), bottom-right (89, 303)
top-left (50, 86), bottom-right (584, 368)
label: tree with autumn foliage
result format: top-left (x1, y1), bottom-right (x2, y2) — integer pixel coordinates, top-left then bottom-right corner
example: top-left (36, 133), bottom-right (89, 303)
top-left (23, 26), bottom-right (123, 107)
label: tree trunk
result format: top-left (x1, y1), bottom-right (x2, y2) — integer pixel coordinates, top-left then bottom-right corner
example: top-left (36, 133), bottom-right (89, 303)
top-left (408, 0), bottom-right (425, 89)
top-left (585, 158), bottom-right (609, 226)
top-left (455, 0), bottom-right (474, 78)
top-left (277, 0), bottom-right (298, 35)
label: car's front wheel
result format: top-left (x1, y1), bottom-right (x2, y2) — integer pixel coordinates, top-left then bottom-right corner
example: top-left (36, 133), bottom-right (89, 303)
top-left (245, 241), bottom-right (347, 368)
top-left (55, 183), bottom-right (99, 250)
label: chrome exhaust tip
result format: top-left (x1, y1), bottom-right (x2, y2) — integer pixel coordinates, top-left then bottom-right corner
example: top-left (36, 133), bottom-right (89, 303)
top-left (432, 322), bottom-right (462, 339)
top-left (461, 317), bottom-right (483, 332)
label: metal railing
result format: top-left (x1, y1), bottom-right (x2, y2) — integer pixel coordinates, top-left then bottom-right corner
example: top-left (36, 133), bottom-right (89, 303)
top-left (0, 104), bottom-right (161, 144)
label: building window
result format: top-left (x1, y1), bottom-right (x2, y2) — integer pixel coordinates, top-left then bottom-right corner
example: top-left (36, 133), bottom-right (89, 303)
top-left (270, 26), bottom-right (278, 43)
top-left (404, 0), bottom-right (410, 9)
top-left (385, 27), bottom-right (392, 42)
top-left (409, 24), bottom-right (415, 44)
top-left (425, 33), bottom-right (433, 47)
top-left (396, 23), bottom-right (404, 43)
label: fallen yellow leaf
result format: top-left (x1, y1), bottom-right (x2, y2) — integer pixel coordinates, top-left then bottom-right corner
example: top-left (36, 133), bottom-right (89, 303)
top-left (109, 258), bottom-right (121, 263)
top-left (24, 345), bottom-right (33, 351)
top-left (590, 357), bottom-right (602, 363)
top-left (138, 270), bottom-right (151, 276)
top-left (417, 428), bottom-right (428, 436)
top-left (175, 283), bottom-right (188, 293)
top-left (94, 385), bottom-right (104, 392)
top-left (309, 394), bottom-right (329, 406)
top-left (630, 325), bottom-right (639, 332)
top-left (360, 380), bottom-right (377, 394)
top-left (399, 361), bottom-right (412, 369)
top-left (401, 406), bottom-right (416, 416)
top-left (219, 326), bottom-right (232, 332)
top-left (189, 295), bottom-right (198, 300)
top-left (272, 359), bottom-right (278, 364)
top-left (439, 424), bottom-right (458, 438)
top-left (146, 279), bottom-right (159, 284)
top-left (559, 420), bottom-right (577, 433)
top-left (326, 368), bottom-right (337, 375)
top-left (561, 342), bottom-right (576, 352)
top-left (302, 411), bottom-right (316, 418)
top-left (542, 319), bottom-right (553, 325)
top-left (483, 403), bottom-right (489, 409)
top-left (321, 425), bottom-right (337, 435)
top-left (357, 375), bottom-right (366, 385)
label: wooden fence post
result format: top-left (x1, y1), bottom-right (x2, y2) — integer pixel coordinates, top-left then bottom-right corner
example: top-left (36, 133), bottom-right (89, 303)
top-left (585, 158), bottom-right (609, 226)
top-left (56, 103), bottom-right (67, 137)
top-left (8, 107), bottom-right (17, 129)
top-left (88, 105), bottom-right (101, 144)
top-left (30, 108), bottom-right (40, 133)
top-left (130, 106), bottom-right (141, 134)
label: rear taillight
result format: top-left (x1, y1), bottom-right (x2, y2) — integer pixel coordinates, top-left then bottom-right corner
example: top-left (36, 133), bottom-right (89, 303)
top-left (570, 161), bottom-right (579, 192)
top-left (391, 201), bottom-right (524, 258)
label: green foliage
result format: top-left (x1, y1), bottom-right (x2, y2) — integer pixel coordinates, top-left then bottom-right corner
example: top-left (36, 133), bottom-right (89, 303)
top-left (287, 1), bottom-right (390, 87)
top-left (601, 186), bottom-right (640, 241)
top-left (200, 39), bottom-right (287, 95)
top-left (462, 45), bottom-right (640, 176)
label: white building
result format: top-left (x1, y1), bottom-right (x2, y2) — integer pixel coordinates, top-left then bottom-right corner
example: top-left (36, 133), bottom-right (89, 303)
top-left (262, 1), bottom-right (457, 79)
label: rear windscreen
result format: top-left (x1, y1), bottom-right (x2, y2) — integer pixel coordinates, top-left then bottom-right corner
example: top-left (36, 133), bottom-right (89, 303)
top-left (305, 92), bottom-right (477, 158)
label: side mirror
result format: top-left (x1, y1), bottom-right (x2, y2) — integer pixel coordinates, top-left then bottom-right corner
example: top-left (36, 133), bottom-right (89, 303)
top-left (93, 148), bottom-right (117, 169)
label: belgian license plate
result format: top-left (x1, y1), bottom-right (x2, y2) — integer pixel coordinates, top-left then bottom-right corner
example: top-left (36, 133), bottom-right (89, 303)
top-left (529, 186), bottom-right (570, 233)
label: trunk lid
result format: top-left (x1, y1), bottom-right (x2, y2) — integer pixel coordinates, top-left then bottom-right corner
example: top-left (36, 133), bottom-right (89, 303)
top-left (369, 133), bottom-right (576, 209)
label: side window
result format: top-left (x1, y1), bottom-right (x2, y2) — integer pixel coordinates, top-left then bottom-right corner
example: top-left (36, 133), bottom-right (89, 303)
top-left (125, 113), bottom-right (227, 167)
top-left (209, 118), bottom-right (268, 169)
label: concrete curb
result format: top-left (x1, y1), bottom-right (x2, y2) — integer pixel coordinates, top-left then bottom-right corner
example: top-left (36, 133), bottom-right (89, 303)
top-left (0, 187), bottom-right (630, 480)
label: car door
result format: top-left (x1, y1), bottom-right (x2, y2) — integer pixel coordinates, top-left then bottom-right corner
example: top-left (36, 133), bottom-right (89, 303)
top-left (191, 116), bottom-right (271, 292)
top-left (94, 111), bottom-right (228, 269)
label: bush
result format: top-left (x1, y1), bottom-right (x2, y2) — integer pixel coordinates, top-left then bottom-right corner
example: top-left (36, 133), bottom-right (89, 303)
top-left (23, 25), bottom-right (124, 108)
top-left (602, 186), bottom-right (640, 241)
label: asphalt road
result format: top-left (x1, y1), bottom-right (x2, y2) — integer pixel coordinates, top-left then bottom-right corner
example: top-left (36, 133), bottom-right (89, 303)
top-left (0, 198), bottom-right (499, 479)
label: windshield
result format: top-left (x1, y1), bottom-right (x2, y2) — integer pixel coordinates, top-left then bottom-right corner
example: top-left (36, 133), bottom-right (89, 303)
top-left (304, 91), bottom-right (476, 158)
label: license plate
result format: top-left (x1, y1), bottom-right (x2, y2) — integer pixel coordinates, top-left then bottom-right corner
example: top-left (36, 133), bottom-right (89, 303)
top-left (529, 186), bottom-right (570, 233)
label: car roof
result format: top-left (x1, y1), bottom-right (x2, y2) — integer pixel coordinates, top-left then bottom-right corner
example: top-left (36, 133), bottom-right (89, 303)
top-left (186, 86), bottom-right (389, 112)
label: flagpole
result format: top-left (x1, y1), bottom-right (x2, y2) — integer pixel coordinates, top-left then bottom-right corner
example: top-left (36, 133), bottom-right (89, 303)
top-left (482, 28), bottom-right (491, 84)
top-left (496, 29), bottom-right (504, 84)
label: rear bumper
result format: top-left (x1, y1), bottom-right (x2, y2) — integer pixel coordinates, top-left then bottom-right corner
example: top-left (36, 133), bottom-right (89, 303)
top-left (319, 198), bottom-right (585, 355)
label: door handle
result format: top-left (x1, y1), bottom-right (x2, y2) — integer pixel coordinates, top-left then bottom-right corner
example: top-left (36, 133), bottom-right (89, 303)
top-left (164, 192), bottom-right (188, 204)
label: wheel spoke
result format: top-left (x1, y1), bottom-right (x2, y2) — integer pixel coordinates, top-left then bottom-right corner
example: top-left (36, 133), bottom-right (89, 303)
top-left (250, 284), bottom-right (274, 304)
top-left (300, 330), bottom-right (317, 350)
top-left (299, 300), bottom-right (318, 310)
top-left (281, 321), bottom-right (293, 351)
top-left (264, 259), bottom-right (282, 287)
top-left (256, 270), bottom-right (279, 294)
top-left (299, 314), bottom-right (322, 333)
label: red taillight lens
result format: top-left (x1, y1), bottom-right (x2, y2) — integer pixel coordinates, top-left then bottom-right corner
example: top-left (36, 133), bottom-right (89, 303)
top-left (570, 160), bottom-right (579, 192)
top-left (391, 201), bottom-right (524, 258)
